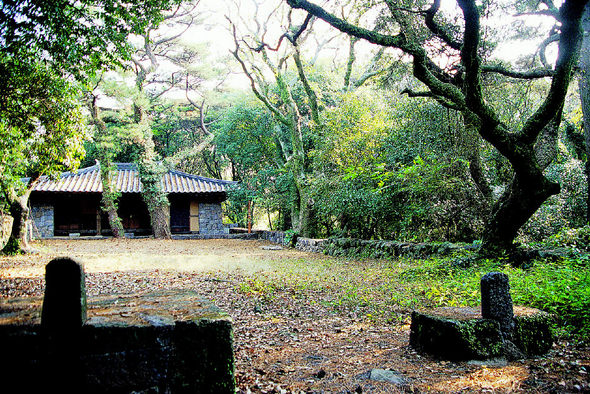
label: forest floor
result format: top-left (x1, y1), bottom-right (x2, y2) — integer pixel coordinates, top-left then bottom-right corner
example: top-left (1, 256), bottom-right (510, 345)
top-left (0, 238), bottom-right (588, 393)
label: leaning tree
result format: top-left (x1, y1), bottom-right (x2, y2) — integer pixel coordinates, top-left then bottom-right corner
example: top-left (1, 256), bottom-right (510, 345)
top-left (287, 0), bottom-right (588, 255)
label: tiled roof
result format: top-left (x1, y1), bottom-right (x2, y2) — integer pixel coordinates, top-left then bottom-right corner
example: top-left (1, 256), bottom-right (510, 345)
top-left (31, 163), bottom-right (235, 194)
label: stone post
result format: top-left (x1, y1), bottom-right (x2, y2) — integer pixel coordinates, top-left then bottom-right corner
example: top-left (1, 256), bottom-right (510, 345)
top-left (481, 272), bottom-right (514, 335)
top-left (41, 257), bottom-right (87, 390)
top-left (42, 257), bottom-right (87, 328)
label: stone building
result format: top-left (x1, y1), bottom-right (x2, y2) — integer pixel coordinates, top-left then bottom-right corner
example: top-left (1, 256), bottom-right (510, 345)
top-left (28, 163), bottom-right (235, 238)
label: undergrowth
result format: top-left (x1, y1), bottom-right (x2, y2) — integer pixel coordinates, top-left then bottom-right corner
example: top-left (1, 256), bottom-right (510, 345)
top-left (235, 253), bottom-right (590, 341)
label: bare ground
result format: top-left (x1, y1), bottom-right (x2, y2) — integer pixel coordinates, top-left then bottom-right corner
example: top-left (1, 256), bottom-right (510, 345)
top-left (0, 238), bottom-right (588, 393)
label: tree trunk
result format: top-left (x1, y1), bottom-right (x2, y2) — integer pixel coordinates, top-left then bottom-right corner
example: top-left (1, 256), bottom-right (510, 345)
top-left (138, 160), bottom-right (171, 239)
top-left (87, 94), bottom-right (125, 237)
top-left (2, 190), bottom-right (34, 254)
top-left (579, 3), bottom-right (590, 222)
top-left (148, 203), bottom-right (171, 239)
top-left (481, 171), bottom-right (560, 255)
top-left (297, 187), bottom-right (317, 238)
top-left (462, 112), bottom-right (493, 205)
top-left (99, 164), bottom-right (125, 238)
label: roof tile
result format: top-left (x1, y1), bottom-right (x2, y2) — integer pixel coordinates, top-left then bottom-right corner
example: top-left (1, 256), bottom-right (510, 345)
top-left (31, 163), bottom-right (235, 194)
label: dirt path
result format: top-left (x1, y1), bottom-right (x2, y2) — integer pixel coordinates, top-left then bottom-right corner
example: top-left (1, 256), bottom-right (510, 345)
top-left (1, 239), bottom-right (588, 393)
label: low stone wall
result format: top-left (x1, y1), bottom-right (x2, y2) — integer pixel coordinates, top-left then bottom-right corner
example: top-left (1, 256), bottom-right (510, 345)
top-left (260, 230), bottom-right (287, 245)
top-left (295, 237), bottom-right (326, 253)
top-left (172, 233), bottom-right (258, 240)
top-left (259, 232), bottom-right (474, 258)
top-left (322, 238), bottom-right (474, 258)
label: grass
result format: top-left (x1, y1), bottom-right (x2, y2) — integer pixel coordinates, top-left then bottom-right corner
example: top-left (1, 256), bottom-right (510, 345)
top-left (12, 239), bottom-right (589, 341)
top-left (234, 252), bottom-right (590, 341)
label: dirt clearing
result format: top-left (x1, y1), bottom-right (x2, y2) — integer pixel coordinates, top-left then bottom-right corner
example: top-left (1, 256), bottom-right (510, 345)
top-left (0, 238), bottom-right (315, 278)
top-left (1, 238), bottom-right (588, 393)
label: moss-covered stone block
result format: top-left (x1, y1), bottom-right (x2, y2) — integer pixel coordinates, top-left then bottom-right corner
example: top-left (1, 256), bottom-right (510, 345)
top-left (410, 311), bottom-right (504, 360)
top-left (410, 307), bottom-right (553, 361)
top-left (0, 290), bottom-right (235, 393)
top-left (513, 312), bottom-right (554, 357)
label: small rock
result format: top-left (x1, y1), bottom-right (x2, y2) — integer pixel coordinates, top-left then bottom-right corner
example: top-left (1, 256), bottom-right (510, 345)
top-left (467, 358), bottom-right (508, 367)
top-left (368, 369), bottom-right (407, 385)
top-left (260, 245), bottom-right (283, 250)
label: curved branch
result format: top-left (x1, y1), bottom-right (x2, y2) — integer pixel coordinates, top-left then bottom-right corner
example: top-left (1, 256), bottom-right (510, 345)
top-left (287, 0), bottom-right (464, 104)
top-left (425, 0), bottom-right (462, 51)
top-left (401, 88), bottom-right (462, 110)
top-left (521, 0), bottom-right (587, 144)
top-left (481, 64), bottom-right (554, 79)
top-left (539, 33), bottom-right (560, 69)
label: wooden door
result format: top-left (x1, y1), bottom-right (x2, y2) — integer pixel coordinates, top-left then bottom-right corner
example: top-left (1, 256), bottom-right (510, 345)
top-left (189, 201), bottom-right (199, 232)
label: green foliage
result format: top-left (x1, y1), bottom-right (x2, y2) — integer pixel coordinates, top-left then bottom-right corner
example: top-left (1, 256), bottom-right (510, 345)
top-left (283, 229), bottom-right (298, 247)
top-left (1, 237), bottom-right (23, 255)
top-left (520, 157), bottom-right (587, 243)
top-left (0, 54), bottom-right (86, 197)
top-left (542, 226), bottom-right (590, 252)
top-left (0, 0), bottom-right (182, 76)
top-left (506, 260), bottom-right (590, 339)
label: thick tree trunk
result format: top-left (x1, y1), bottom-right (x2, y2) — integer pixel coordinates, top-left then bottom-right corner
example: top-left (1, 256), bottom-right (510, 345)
top-left (138, 160), bottom-right (171, 239)
top-left (297, 187), bottom-right (317, 238)
top-left (579, 4), bottom-right (590, 222)
top-left (2, 190), bottom-right (34, 254)
top-left (147, 203), bottom-right (171, 239)
top-left (481, 172), bottom-right (560, 254)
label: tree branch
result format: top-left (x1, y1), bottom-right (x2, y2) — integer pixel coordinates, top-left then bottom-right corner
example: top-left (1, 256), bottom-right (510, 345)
top-left (401, 88), bottom-right (462, 110)
top-left (481, 64), bottom-right (554, 79)
top-left (425, 0), bottom-right (462, 51)
top-left (287, 0), bottom-right (465, 105)
top-left (228, 18), bottom-right (290, 126)
top-left (520, 0), bottom-right (587, 144)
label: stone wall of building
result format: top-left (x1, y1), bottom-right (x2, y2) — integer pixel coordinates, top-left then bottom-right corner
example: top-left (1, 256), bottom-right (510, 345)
top-left (198, 203), bottom-right (224, 235)
top-left (30, 204), bottom-right (54, 239)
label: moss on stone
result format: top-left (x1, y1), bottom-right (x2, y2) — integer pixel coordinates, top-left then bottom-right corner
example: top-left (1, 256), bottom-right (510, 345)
top-left (410, 311), bottom-right (504, 360)
top-left (513, 313), bottom-right (554, 356)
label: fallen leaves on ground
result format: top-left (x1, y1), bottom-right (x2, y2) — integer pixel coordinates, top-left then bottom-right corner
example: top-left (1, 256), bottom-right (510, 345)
top-left (0, 239), bottom-right (588, 393)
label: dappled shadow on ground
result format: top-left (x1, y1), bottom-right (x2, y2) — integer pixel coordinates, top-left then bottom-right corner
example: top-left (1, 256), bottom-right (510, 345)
top-left (0, 239), bottom-right (588, 393)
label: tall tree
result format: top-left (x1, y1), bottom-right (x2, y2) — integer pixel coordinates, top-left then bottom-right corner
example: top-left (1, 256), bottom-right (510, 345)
top-left (288, 0), bottom-right (588, 254)
top-left (0, 56), bottom-right (86, 253)
top-left (228, 0), bottom-right (385, 236)
top-left (0, 0), bottom-right (182, 250)
top-left (578, 3), bottom-right (590, 221)
top-left (86, 81), bottom-right (126, 238)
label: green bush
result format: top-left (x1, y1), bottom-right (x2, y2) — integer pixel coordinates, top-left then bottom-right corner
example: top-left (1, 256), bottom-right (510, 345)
top-left (542, 225), bottom-right (590, 252)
